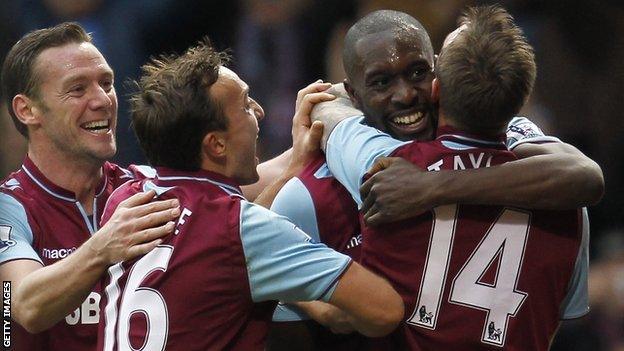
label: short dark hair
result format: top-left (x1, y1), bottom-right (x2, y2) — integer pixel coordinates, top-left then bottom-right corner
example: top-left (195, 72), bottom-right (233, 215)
top-left (1, 22), bottom-right (92, 137)
top-left (130, 38), bottom-right (230, 170)
top-left (436, 5), bottom-right (536, 136)
top-left (343, 10), bottom-right (433, 79)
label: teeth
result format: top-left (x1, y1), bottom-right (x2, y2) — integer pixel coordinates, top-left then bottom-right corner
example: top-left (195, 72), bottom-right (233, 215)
top-left (82, 120), bottom-right (110, 132)
top-left (392, 112), bottom-right (423, 125)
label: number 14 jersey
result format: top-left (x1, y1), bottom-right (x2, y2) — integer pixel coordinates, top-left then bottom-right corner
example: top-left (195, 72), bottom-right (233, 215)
top-left (325, 119), bottom-right (588, 351)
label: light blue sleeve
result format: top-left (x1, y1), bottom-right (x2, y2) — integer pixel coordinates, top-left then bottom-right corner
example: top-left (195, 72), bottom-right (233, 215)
top-left (239, 200), bottom-right (351, 303)
top-left (560, 208), bottom-right (590, 319)
top-left (506, 116), bottom-right (561, 150)
top-left (326, 116), bottom-right (408, 207)
top-left (270, 177), bottom-right (320, 321)
top-left (0, 193), bottom-right (42, 265)
top-left (270, 177), bottom-right (320, 242)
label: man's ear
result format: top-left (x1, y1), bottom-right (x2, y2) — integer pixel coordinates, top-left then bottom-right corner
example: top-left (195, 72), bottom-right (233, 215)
top-left (343, 79), bottom-right (362, 110)
top-left (431, 78), bottom-right (440, 104)
top-left (12, 94), bottom-right (42, 127)
top-left (201, 131), bottom-right (227, 159)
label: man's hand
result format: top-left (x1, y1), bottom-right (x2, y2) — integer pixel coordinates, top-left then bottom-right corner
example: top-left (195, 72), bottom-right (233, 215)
top-left (87, 190), bottom-right (179, 265)
top-left (287, 80), bottom-right (335, 175)
top-left (251, 81), bottom-right (335, 208)
top-left (361, 157), bottom-right (443, 226)
top-left (310, 83), bottom-right (363, 151)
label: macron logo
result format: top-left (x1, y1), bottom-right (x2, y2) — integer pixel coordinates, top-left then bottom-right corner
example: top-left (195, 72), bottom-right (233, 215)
top-left (41, 247), bottom-right (77, 259)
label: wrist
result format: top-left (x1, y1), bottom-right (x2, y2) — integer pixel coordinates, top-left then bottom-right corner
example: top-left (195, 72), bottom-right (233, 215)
top-left (83, 233), bottom-right (112, 269)
top-left (431, 171), bottom-right (459, 206)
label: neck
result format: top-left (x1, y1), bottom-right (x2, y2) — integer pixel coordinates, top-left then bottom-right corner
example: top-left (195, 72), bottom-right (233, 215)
top-left (200, 158), bottom-right (227, 178)
top-left (28, 141), bottom-right (104, 210)
top-left (437, 110), bottom-right (506, 139)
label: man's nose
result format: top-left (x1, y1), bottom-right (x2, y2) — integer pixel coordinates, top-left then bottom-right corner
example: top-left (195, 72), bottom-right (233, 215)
top-left (254, 103), bottom-right (265, 122)
top-left (391, 79), bottom-right (418, 107)
top-left (89, 85), bottom-right (114, 110)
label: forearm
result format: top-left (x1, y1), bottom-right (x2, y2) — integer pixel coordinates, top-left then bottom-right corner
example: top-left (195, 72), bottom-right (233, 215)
top-left (13, 245), bottom-right (107, 332)
top-left (254, 169), bottom-right (296, 209)
top-left (293, 301), bottom-right (354, 333)
top-left (329, 263), bottom-right (403, 337)
top-left (436, 153), bottom-right (603, 209)
top-left (242, 148), bottom-right (292, 201)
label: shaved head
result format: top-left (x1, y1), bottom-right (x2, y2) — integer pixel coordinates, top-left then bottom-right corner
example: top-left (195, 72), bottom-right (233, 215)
top-left (343, 10), bottom-right (433, 80)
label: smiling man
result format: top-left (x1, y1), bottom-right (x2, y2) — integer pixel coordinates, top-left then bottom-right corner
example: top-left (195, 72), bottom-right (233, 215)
top-left (0, 23), bottom-right (181, 350)
top-left (342, 12), bottom-right (435, 142)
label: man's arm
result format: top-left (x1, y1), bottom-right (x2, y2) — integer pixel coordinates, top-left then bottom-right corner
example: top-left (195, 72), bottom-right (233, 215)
top-left (240, 201), bottom-right (403, 337)
top-left (326, 262), bottom-right (403, 337)
top-left (293, 262), bottom-right (405, 337)
top-left (360, 142), bottom-right (604, 225)
top-left (0, 191), bottom-right (178, 333)
top-left (242, 149), bottom-right (292, 202)
top-left (310, 83), bottom-right (363, 151)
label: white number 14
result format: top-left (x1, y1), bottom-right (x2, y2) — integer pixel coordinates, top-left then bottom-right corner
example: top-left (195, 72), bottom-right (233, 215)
top-left (406, 205), bottom-right (529, 347)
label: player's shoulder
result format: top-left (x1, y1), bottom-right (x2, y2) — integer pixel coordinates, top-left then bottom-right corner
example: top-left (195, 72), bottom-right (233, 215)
top-left (104, 162), bottom-right (157, 184)
top-left (389, 138), bottom-right (431, 160)
top-left (0, 169), bottom-right (38, 208)
top-left (101, 178), bottom-right (151, 224)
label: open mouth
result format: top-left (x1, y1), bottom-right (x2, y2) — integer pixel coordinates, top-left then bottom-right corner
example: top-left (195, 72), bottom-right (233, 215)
top-left (81, 119), bottom-right (111, 134)
top-left (387, 110), bottom-right (428, 137)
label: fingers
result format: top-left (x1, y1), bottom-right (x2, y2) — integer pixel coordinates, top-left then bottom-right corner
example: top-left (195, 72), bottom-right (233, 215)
top-left (360, 187), bottom-right (376, 217)
top-left (117, 190), bottom-right (156, 208)
top-left (125, 238), bottom-right (164, 260)
top-left (326, 83), bottom-right (348, 98)
top-left (296, 80), bottom-right (332, 110)
top-left (360, 175), bottom-right (375, 201)
top-left (130, 198), bottom-right (179, 218)
top-left (364, 212), bottom-right (385, 227)
top-left (294, 92), bottom-right (336, 127)
top-left (361, 195), bottom-right (383, 226)
top-left (306, 121), bottom-right (325, 147)
top-left (134, 206), bottom-right (180, 233)
top-left (365, 157), bottom-right (400, 177)
top-left (130, 220), bottom-right (175, 246)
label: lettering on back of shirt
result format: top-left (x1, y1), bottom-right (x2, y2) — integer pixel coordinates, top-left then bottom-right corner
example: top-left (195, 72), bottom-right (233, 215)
top-left (174, 208), bottom-right (193, 235)
top-left (427, 153), bottom-right (494, 171)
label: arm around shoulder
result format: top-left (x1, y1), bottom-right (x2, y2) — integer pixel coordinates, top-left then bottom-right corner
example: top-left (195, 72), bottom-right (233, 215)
top-left (512, 142), bottom-right (604, 206)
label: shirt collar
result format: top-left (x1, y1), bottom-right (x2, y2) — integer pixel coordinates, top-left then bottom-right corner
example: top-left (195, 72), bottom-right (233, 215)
top-left (154, 167), bottom-right (243, 197)
top-left (435, 125), bottom-right (507, 150)
top-left (21, 155), bottom-right (108, 202)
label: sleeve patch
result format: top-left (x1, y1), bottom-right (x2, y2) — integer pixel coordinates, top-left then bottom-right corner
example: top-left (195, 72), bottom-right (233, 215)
top-left (0, 226), bottom-right (16, 253)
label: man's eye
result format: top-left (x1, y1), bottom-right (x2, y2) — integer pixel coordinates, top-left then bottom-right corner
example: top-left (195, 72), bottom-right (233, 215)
top-left (101, 80), bottom-right (114, 92)
top-left (409, 68), bottom-right (428, 81)
top-left (69, 86), bottom-right (85, 95)
top-left (370, 77), bottom-right (389, 88)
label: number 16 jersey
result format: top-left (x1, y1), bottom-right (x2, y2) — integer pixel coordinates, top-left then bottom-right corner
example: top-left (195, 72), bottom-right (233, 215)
top-left (96, 167), bottom-right (351, 351)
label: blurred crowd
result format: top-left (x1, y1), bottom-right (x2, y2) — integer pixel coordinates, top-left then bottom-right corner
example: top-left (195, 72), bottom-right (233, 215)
top-left (1, 0), bottom-right (622, 349)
